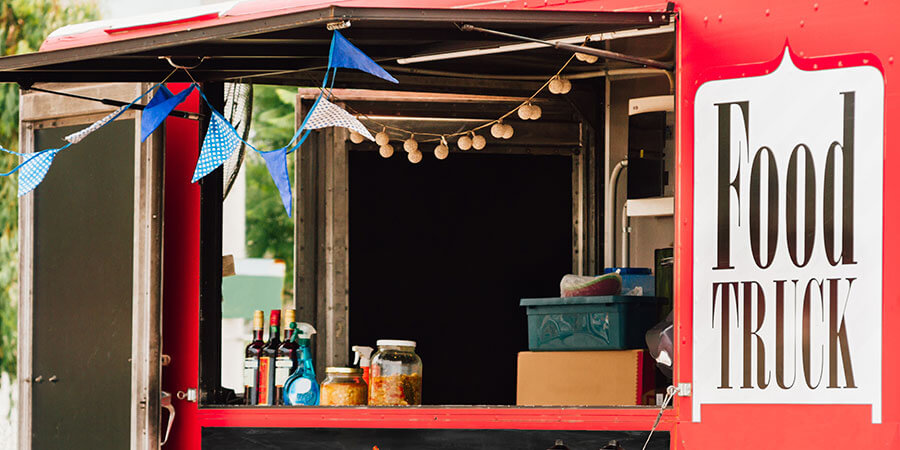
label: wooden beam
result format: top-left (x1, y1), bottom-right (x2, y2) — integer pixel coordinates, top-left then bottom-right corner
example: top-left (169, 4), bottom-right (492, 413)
top-left (294, 97), bottom-right (318, 349)
top-left (323, 109), bottom-right (350, 369)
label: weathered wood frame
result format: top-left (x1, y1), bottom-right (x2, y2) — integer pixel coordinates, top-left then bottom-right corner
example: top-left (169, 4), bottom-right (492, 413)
top-left (17, 83), bottom-right (164, 450)
top-left (293, 91), bottom-right (600, 375)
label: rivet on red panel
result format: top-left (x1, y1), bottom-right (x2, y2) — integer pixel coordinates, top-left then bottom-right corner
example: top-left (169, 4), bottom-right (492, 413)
top-left (889, 56), bottom-right (894, 64)
top-left (813, 3), bottom-right (819, 11)
top-left (718, 14), bottom-right (723, 21)
top-left (863, 58), bottom-right (869, 64)
top-left (838, 61), bottom-right (843, 67)
top-left (813, 64), bottom-right (818, 69)
top-left (800, 20), bottom-right (805, 27)
top-left (765, 9), bottom-right (770, 16)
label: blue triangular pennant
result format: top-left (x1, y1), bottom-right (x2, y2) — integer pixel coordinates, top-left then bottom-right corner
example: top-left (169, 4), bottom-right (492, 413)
top-left (192, 110), bottom-right (242, 182)
top-left (329, 31), bottom-right (398, 84)
top-left (141, 84), bottom-right (195, 142)
top-left (260, 148), bottom-right (292, 217)
top-left (18, 149), bottom-right (62, 196)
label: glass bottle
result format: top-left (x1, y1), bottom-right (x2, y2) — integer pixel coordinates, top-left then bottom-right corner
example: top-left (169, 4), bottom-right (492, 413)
top-left (257, 309), bottom-right (281, 405)
top-left (242, 310), bottom-right (265, 405)
top-left (275, 309), bottom-right (298, 404)
top-left (368, 340), bottom-right (422, 406)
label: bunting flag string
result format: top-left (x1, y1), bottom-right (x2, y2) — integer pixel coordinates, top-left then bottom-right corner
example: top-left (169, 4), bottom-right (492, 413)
top-left (3, 29), bottom-right (399, 216)
top-left (179, 29), bottom-right (393, 216)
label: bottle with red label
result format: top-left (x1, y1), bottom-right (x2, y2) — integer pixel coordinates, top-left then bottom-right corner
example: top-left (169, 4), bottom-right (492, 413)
top-left (257, 309), bottom-right (281, 405)
top-left (275, 309), bottom-right (299, 404)
top-left (243, 310), bottom-right (265, 405)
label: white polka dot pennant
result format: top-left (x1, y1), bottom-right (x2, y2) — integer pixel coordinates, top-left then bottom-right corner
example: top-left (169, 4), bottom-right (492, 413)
top-left (301, 96), bottom-right (374, 141)
top-left (192, 110), bottom-right (242, 183)
top-left (64, 104), bottom-right (129, 145)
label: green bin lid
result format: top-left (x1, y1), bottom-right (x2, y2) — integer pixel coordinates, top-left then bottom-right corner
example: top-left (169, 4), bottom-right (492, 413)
top-left (519, 295), bottom-right (658, 307)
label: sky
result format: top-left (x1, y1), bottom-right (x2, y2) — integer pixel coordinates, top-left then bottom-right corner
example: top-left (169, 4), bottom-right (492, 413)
top-left (100, 0), bottom-right (210, 19)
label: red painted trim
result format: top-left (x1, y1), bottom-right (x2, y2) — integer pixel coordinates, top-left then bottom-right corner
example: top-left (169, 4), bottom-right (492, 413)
top-left (195, 407), bottom-right (675, 431)
top-left (104, 12), bottom-right (221, 34)
top-left (160, 83), bottom-right (202, 449)
top-left (692, 41), bottom-right (884, 88)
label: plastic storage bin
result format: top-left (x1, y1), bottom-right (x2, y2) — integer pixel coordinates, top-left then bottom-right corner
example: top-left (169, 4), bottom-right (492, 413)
top-left (603, 267), bottom-right (655, 296)
top-left (520, 296), bottom-right (661, 351)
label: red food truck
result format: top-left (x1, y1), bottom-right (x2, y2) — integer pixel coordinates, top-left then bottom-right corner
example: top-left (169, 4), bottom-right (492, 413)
top-left (3, 0), bottom-right (896, 448)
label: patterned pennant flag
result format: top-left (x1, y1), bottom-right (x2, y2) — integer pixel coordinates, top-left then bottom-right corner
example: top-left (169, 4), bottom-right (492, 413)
top-left (65, 104), bottom-right (129, 145)
top-left (141, 84), bottom-right (195, 142)
top-left (302, 96), bottom-right (374, 141)
top-left (18, 149), bottom-right (61, 197)
top-left (330, 31), bottom-right (398, 84)
top-left (260, 147), bottom-right (292, 217)
top-left (192, 110), bottom-right (242, 182)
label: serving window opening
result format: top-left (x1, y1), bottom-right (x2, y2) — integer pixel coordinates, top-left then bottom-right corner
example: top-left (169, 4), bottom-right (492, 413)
top-left (191, 10), bottom-right (677, 411)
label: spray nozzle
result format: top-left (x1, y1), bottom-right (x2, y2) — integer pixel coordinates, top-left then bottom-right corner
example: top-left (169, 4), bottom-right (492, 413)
top-left (352, 345), bottom-right (374, 366)
top-left (290, 322), bottom-right (316, 343)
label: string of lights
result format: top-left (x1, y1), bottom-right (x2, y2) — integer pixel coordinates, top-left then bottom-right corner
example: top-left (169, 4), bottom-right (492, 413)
top-left (335, 51), bottom-right (584, 164)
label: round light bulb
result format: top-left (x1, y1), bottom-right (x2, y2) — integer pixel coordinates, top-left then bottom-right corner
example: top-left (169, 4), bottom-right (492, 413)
top-left (404, 136), bottom-right (418, 153)
top-left (349, 131), bottom-right (365, 144)
top-left (491, 122), bottom-right (505, 138)
top-left (502, 124), bottom-right (514, 139)
top-left (530, 104), bottom-right (542, 120)
top-left (576, 52), bottom-right (598, 64)
top-left (434, 142), bottom-right (449, 160)
top-left (472, 134), bottom-right (486, 150)
top-left (379, 144), bottom-right (394, 158)
top-left (457, 135), bottom-right (472, 151)
top-left (375, 131), bottom-right (390, 146)
top-left (560, 78), bottom-right (572, 94)
top-left (549, 77), bottom-right (564, 94)
top-left (518, 104), bottom-right (532, 120)
top-left (408, 150), bottom-right (423, 164)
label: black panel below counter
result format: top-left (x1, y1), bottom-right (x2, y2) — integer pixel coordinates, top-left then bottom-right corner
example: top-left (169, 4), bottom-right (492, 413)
top-left (201, 427), bottom-right (669, 449)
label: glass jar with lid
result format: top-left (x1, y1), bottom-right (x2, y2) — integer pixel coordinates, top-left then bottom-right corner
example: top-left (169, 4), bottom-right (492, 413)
top-left (319, 367), bottom-right (367, 406)
top-left (368, 340), bottom-right (422, 406)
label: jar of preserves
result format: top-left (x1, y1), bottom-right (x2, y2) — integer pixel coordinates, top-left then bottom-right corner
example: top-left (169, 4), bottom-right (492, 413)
top-left (368, 340), bottom-right (422, 406)
top-left (319, 367), bottom-right (367, 406)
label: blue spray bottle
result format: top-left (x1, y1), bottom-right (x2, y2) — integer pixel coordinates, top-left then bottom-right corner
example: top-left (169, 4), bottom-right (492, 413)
top-left (282, 322), bottom-right (319, 406)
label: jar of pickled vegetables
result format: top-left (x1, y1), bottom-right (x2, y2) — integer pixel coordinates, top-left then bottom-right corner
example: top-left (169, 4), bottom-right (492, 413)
top-left (319, 367), bottom-right (367, 406)
top-left (368, 340), bottom-right (422, 406)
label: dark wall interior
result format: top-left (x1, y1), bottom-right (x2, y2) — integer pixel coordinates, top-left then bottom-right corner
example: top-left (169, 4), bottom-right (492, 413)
top-left (33, 121), bottom-right (134, 449)
top-left (349, 150), bottom-right (572, 405)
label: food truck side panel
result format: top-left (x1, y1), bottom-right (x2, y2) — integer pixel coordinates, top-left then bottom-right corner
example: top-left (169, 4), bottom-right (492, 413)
top-left (675, 0), bottom-right (898, 447)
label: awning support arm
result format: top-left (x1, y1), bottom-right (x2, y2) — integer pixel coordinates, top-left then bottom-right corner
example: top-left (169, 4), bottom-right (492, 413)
top-left (459, 24), bottom-right (673, 70)
top-left (21, 85), bottom-right (202, 120)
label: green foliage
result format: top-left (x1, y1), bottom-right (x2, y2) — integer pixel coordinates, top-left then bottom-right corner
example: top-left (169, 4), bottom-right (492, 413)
top-left (0, 0), bottom-right (100, 378)
top-left (246, 85), bottom-right (296, 301)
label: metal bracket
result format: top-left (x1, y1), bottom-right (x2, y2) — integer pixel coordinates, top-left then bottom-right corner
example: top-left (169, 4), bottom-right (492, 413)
top-left (176, 388), bottom-right (198, 403)
top-left (677, 382), bottom-right (692, 397)
top-left (327, 20), bottom-right (351, 31)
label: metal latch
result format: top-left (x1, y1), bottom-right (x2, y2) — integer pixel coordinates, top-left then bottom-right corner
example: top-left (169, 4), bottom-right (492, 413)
top-left (677, 382), bottom-right (691, 397)
top-left (160, 391), bottom-right (176, 446)
top-left (176, 388), bottom-right (197, 403)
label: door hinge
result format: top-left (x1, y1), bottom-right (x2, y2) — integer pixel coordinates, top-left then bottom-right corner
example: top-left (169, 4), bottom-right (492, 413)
top-left (176, 388), bottom-right (197, 403)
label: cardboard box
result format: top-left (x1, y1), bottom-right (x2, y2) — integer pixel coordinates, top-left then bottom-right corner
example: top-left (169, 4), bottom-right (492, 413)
top-left (516, 349), bottom-right (653, 406)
